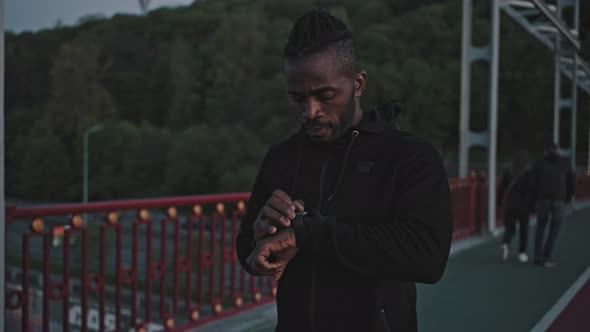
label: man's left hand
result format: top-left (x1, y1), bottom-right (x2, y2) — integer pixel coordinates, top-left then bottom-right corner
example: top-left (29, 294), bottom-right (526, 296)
top-left (250, 228), bottom-right (298, 280)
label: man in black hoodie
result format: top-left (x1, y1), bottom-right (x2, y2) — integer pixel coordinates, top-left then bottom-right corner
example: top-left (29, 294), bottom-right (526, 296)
top-left (497, 159), bottom-right (534, 263)
top-left (236, 9), bottom-right (453, 332)
top-left (531, 143), bottom-right (575, 268)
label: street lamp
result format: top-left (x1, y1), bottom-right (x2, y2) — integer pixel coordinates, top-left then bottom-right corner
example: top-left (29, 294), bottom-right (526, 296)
top-left (83, 124), bottom-right (104, 204)
top-left (139, 0), bottom-right (151, 14)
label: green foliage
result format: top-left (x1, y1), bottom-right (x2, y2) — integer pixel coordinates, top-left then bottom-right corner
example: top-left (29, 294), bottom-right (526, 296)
top-left (5, 0), bottom-right (590, 201)
top-left (164, 124), bottom-right (265, 195)
top-left (89, 121), bottom-right (148, 199)
top-left (10, 131), bottom-right (75, 200)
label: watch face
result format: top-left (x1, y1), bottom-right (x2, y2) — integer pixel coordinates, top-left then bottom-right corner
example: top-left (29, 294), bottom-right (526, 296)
top-left (293, 212), bottom-right (307, 229)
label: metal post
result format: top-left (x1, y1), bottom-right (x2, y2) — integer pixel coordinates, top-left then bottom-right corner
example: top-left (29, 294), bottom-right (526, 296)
top-left (0, 0), bottom-right (5, 330)
top-left (570, 0), bottom-right (580, 169)
top-left (553, 46), bottom-right (561, 145)
top-left (571, 55), bottom-right (578, 168)
top-left (458, 0), bottom-right (499, 232)
top-left (82, 124), bottom-right (103, 204)
top-left (487, 0), bottom-right (501, 233)
top-left (83, 133), bottom-right (88, 203)
top-left (459, 0), bottom-right (473, 178)
top-left (588, 101), bottom-right (590, 174)
top-left (573, 0), bottom-right (580, 34)
top-left (553, 0), bottom-right (568, 148)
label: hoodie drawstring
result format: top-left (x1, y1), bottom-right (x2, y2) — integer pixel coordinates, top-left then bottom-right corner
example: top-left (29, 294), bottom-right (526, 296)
top-left (327, 130), bottom-right (359, 205)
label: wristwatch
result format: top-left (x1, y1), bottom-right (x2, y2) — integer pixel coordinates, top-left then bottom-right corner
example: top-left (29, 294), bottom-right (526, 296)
top-left (292, 211), bottom-right (308, 249)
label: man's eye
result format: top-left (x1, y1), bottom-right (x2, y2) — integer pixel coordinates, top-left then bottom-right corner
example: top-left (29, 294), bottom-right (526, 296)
top-left (318, 93), bottom-right (335, 102)
top-left (289, 95), bottom-right (305, 104)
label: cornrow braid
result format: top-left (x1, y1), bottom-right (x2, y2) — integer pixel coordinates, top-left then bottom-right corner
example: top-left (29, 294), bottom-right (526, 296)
top-left (284, 8), bottom-right (359, 78)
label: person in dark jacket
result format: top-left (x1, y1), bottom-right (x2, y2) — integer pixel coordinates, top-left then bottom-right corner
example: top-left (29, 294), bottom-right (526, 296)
top-left (530, 143), bottom-right (575, 268)
top-left (236, 9), bottom-right (453, 332)
top-left (497, 159), bottom-right (533, 262)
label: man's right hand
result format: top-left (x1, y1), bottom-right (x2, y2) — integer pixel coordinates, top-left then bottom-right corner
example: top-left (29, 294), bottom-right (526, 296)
top-left (253, 190), bottom-right (304, 241)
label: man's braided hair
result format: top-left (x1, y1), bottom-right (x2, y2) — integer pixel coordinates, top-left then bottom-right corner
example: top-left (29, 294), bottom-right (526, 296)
top-left (283, 9), bottom-right (359, 78)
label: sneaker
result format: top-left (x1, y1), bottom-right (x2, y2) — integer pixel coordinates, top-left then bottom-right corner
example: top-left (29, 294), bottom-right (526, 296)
top-left (517, 252), bottom-right (529, 263)
top-left (500, 244), bottom-right (509, 261)
top-left (543, 261), bottom-right (556, 268)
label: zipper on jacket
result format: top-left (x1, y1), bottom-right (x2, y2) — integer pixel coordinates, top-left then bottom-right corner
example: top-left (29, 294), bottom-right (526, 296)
top-left (308, 130), bottom-right (359, 332)
top-left (327, 130), bottom-right (359, 205)
top-left (379, 308), bottom-right (392, 332)
top-left (309, 160), bottom-right (329, 332)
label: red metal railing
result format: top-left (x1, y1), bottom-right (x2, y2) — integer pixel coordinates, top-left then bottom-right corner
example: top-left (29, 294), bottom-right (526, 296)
top-left (449, 176), bottom-right (481, 241)
top-left (5, 176), bottom-right (590, 331)
top-left (576, 175), bottom-right (590, 199)
top-left (5, 193), bottom-right (279, 332)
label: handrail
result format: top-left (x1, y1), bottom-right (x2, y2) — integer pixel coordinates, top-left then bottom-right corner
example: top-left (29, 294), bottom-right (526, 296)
top-left (8, 192), bottom-right (250, 220)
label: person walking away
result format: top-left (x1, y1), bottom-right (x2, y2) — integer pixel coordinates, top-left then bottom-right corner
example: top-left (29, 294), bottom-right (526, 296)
top-left (497, 159), bottom-right (533, 262)
top-left (531, 143), bottom-right (575, 268)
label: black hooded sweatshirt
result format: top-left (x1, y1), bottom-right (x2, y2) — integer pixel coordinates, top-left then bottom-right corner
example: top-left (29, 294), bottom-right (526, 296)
top-left (530, 153), bottom-right (575, 203)
top-left (497, 168), bottom-right (535, 212)
top-left (236, 109), bottom-right (453, 332)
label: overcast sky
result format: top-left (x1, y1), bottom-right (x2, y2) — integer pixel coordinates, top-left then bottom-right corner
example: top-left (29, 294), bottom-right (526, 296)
top-left (5, 0), bottom-right (194, 33)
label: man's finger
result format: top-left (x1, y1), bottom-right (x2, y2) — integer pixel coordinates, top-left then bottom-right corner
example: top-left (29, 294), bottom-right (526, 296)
top-left (272, 189), bottom-right (294, 207)
top-left (248, 245), bottom-right (282, 275)
top-left (254, 253), bottom-right (282, 272)
top-left (267, 196), bottom-right (296, 221)
top-left (254, 219), bottom-right (277, 240)
top-left (292, 200), bottom-right (305, 212)
top-left (261, 205), bottom-right (293, 226)
top-left (259, 206), bottom-right (295, 228)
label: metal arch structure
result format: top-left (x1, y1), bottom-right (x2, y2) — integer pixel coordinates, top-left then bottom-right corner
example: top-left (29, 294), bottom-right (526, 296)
top-left (459, 0), bottom-right (590, 233)
top-left (503, 0), bottom-right (590, 166)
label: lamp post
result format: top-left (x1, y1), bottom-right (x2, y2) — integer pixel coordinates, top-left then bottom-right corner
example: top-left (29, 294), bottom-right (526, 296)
top-left (83, 124), bottom-right (104, 204)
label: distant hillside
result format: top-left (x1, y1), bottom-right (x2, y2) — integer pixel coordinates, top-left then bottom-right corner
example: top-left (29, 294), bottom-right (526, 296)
top-left (5, 0), bottom-right (590, 201)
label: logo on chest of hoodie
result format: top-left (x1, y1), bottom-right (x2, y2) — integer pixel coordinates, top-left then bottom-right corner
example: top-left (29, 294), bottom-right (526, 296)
top-left (356, 161), bottom-right (375, 174)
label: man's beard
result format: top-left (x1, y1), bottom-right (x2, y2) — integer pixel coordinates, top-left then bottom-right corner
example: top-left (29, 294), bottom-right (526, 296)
top-left (336, 88), bottom-right (357, 137)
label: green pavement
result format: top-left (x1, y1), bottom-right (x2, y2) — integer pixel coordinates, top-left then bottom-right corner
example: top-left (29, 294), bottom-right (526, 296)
top-left (243, 319), bottom-right (276, 332)
top-left (219, 206), bottom-right (590, 332)
top-left (418, 206), bottom-right (590, 332)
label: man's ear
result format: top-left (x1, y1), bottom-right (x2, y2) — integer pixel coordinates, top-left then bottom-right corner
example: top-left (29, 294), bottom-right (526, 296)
top-left (354, 70), bottom-right (367, 97)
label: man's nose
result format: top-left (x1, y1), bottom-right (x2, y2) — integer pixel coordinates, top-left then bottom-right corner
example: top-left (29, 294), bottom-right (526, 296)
top-left (302, 98), bottom-right (322, 120)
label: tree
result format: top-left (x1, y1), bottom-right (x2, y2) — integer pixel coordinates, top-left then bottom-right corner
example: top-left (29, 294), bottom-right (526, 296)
top-left (164, 125), bottom-right (265, 195)
top-left (11, 132), bottom-right (74, 201)
top-left (42, 34), bottom-right (117, 155)
top-left (165, 37), bottom-right (201, 129)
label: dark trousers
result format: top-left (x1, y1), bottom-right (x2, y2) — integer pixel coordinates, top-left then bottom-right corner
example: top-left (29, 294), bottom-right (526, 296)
top-left (502, 208), bottom-right (529, 253)
top-left (534, 200), bottom-right (566, 261)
